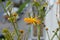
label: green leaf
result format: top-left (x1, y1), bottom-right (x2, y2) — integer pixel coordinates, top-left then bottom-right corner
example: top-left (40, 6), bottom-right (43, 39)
top-left (2, 28), bottom-right (13, 40)
top-left (17, 0), bottom-right (30, 14)
top-left (43, 2), bottom-right (48, 7)
top-left (17, 3), bottom-right (27, 14)
top-left (6, 1), bottom-right (11, 7)
top-left (0, 0), bottom-right (6, 2)
top-left (33, 2), bottom-right (40, 8)
top-left (0, 0), bottom-right (2, 2)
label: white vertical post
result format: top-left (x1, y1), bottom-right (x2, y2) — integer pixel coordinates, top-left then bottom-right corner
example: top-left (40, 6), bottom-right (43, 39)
top-left (45, 0), bottom-right (59, 40)
top-left (30, 24), bottom-right (33, 40)
top-left (57, 0), bottom-right (60, 38)
top-left (56, 0), bottom-right (60, 21)
top-left (56, 0), bottom-right (60, 37)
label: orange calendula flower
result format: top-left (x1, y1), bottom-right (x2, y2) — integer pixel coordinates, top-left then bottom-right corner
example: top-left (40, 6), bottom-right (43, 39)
top-left (35, 19), bottom-right (41, 24)
top-left (24, 17), bottom-right (36, 24)
top-left (24, 17), bottom-right (41, 24)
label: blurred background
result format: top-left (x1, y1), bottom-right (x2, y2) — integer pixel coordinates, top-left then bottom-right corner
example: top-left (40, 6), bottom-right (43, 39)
top-left (0, 0), bottom-right (58, 40)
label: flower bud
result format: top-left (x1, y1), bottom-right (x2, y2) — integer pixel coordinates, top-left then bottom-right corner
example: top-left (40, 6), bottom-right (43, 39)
top-left (45, 27), bottom-right (48, 31)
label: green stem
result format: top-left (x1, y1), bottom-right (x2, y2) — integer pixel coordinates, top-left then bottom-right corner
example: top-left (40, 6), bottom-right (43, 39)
top-left (1, 2), bottom-right (7, 13)
top-left (46, 31), bottom-right (50, 40)
top-left (51, 28), bottom-right (60, 40)
top-left (1, 2), bottom-right (9, 16)
top-left (17, 35), bottom-right (21, 40)
top-left (13, 22), bottom-right (21, 40)
top-left (52, 30), bottom-right (60, 40)
top-left (37, 25), bottom-right (40, 40)
top-left (58, 24), bottom-right (60, 40)
top-left (36, 7), bottom-right (40, 17)
top-left (56, 34), bottom-right (60, 40)
top-left (12, 22), bottom-right (19, 36)
top-left (51, 33), bottom-right (56, 40)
